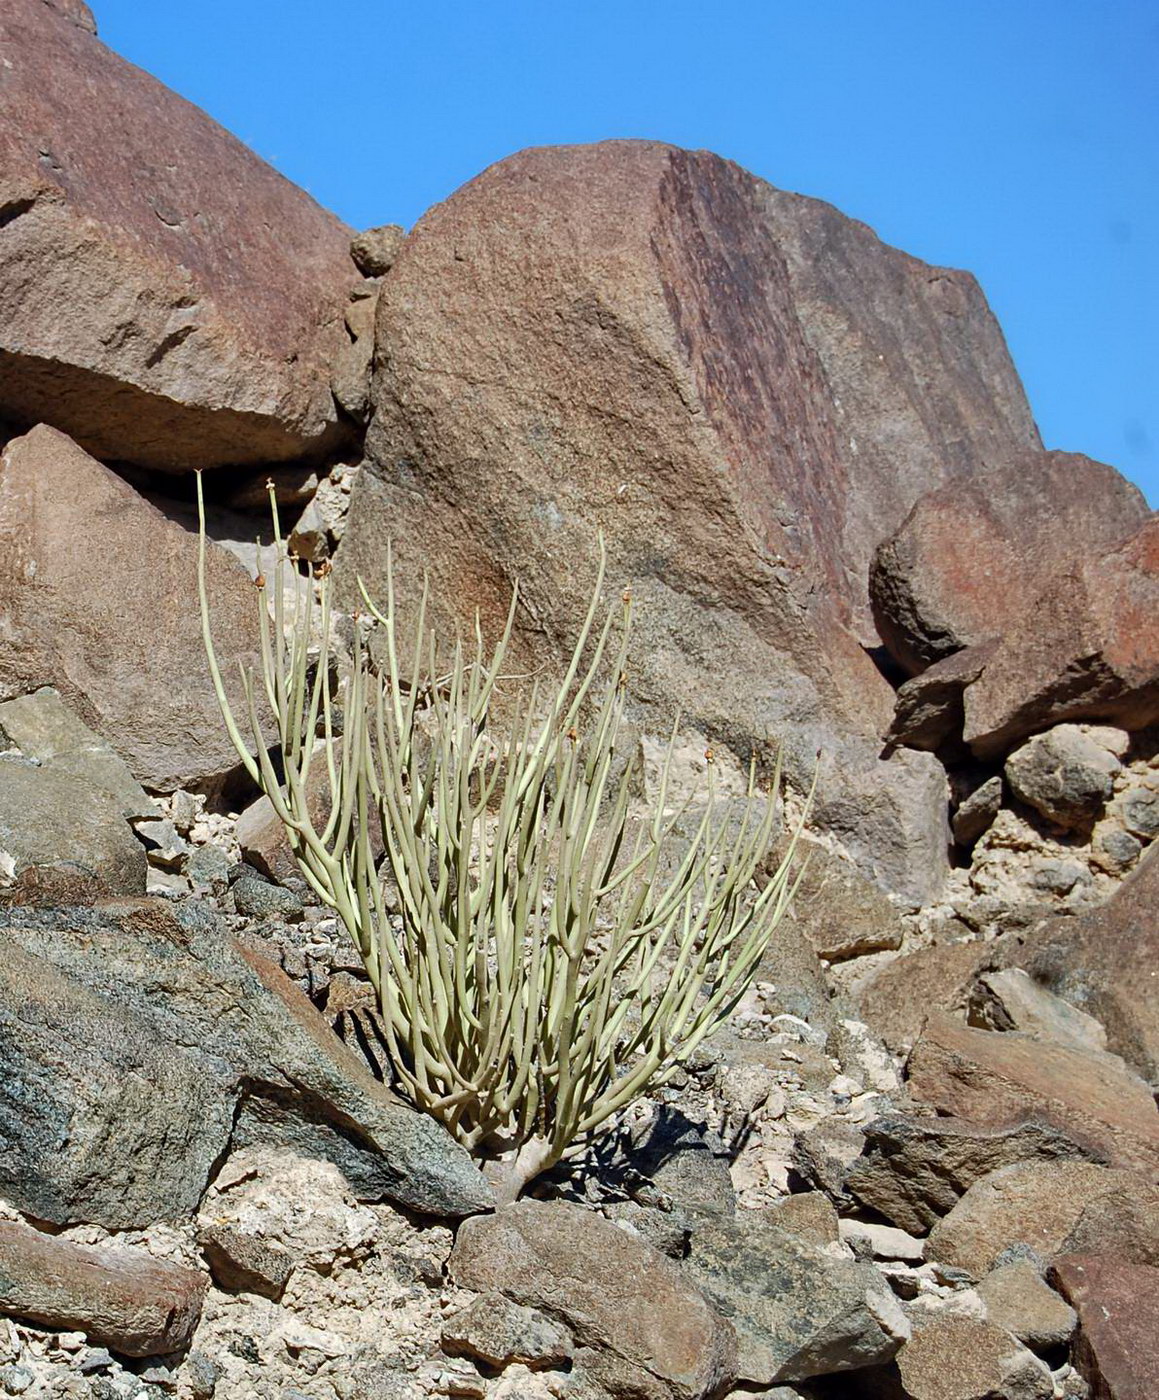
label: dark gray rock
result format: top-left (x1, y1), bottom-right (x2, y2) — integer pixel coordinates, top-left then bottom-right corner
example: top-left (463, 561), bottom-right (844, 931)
top-left (350, 224), bottom-right (406, 277)
top-left (952, 775), bottom-right (1003, 847)
top-left (232, 876), bottom-right (304, 921)
top-left (197, 1225), bottom-right (294, 1301)
top-left (845, 1114), bottom-right (1098, 1235)
top-left (685, 1214), bottom-right (909, 1385)
top-left (0, 900), bottom-right (492, 1225)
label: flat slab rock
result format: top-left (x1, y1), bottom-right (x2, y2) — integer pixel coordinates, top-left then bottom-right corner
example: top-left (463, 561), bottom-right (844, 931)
top-left (0, 0), bottom-right (357, 468)
top-left (450, 1198), bottom-right (736, 1400)
top-left (0, 899), bottom-right (491, 1227)
top-left (926, 1159), bottom-right (1159, 1278)
top-left (1050, 1254), bottom-right (1159, 1400)
top-left (0, 1220), bottom-right (205, 1358)
top-left (906, 1013), bottom-right (1159, 1176)
top-left (845, 1113), bottom-right (1096, 1235)
top-left (895, 1313), bottom-right (1053, 1400)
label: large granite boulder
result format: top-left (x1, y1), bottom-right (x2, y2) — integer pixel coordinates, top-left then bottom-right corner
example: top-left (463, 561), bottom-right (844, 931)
top-left (0, 0), bottom-right (357, 468)
top-left (0, 899), bottom-right (492, 1225)
top-left (0, 425), bottom-right (266, 792)
top-left (870, 451), bottom-right (1149, 678)
top-left (338, 142), bottom-right (1039, 901)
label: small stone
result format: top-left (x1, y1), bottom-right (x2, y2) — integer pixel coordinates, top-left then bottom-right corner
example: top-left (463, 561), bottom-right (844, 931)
top-left (977, 1260), bottom-right (1076, 1350)
top-left (183, 1352), bottom-right (219, 1400)
top-left (1119, 785), bottom-right (1159, 841)
top-left (132, 817), bottom-right (189, 870)
top-left (1091, 824), bottom-right (1143, 874)
top-left (838, 1219), bottom-right (925, 1262)
top-left (952, 776), bottom-right (1003, 847)
top-left (79, 1348), bottom-right (116, 1373)
top-left (0, 1365), bottom-right (33, 1396)
top-left (169, 790), bottom-right (202, 835)
top-left (146, 866), bottom-right (190, 898)
top-left (232, 876), bottom-right (304, 921)
top-left (198, 1224), bottom-right (295, 1301)
top-left (350, 224), bottom-right (406, 276)
top-left (1005, 726), bottom-right (1120, 831)
top-left (1030, 858), bottom-right (1088, 896)
top-left (187, 843), bottom-right (232, 891)
top-left (441, 1292), bottom-right (572, 1372)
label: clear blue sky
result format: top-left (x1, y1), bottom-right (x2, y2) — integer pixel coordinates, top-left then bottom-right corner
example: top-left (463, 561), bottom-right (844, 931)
top-left (96, 0), bottom-right (1158, 506)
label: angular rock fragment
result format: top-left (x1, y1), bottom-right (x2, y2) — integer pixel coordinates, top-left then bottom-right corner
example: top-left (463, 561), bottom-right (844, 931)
top-left (856, 942), bottom-right (997, 1053)
top-left (774, 837), bottom-right (905, 963)
top-left (895, 1314), bottom-right (1053, 1400)
top-left (963, 518), bottom-right (1159, 757)
top-left (906, 1014), bottom-right (1159, 1174)
top-left (926, 1160), bottom-right (1159, 1277)
top-left (968, 968), bottom-right (1108, 1054)
top-left (441, 1293), bottom-right (573, 1373)
top-left (197, 1226), bottom-right (294, 1301)
top-left (0, 0), bottom-right (357, 468)
top-left (845, 1114), bottom-right (1096, 1235)
top-left (685, 1213), bottom-right (909, 1385)
top-left (0, 1222), bottom-right (205, 1358)
top-left (1003, 847), bottom-right (1159, 1083)
top-left (977, 1260), bottom-right (1076, 1350)
top-left (0, 900), bottom-right (492, 1225)
top-left (1004, 725), bottom-right (1122, 831)
top-left (951, 774), bottom-right (1003, 847)
top-left (450, 1199), bottom-right (736, 1400)
top-left (869, 451), bottom-right (1148, 678)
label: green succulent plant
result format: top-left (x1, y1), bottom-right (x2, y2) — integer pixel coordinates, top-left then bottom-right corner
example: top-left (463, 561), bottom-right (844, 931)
top-left (198, 479), bottom-right (805, 1201)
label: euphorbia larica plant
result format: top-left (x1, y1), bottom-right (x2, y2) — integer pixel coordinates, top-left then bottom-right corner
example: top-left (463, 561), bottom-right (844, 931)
top-left (198, 479), bottom-right (805, 1202)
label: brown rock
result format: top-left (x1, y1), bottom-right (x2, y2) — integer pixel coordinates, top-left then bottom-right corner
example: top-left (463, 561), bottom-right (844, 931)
top-left (0, 1220), bottom-right (206, 1357)
top-left (1003, 847), bottom-right (1159, 1083)
top-left (963, 518), bottom-right (1159, 757)
top-left (977, 1260), bottom-right (1076, 1350)
top-left (449, 1199), bottom-right (736, 1400)
top-left (0, 0), bottom-right (356, 468)
top-left (350, 224), bottom-right (406, 276)
top-left (895, 1314), bottom-right (1052, 1400)
top-left (774, 836), bottom-right (904, 964)
top-left (338, 141), bottom-right (1038, 903)
top-left (1050, 1254), bottom-right (1159, 1400)
top-left (846, 1114), bottom-right (1097, 1236)
top-left (0, 425), bottom-right (266, 792)
top-left (968, 968), bottom-right (1108, 1055)
top-left (926, 1161), bottom-right (1159, 1277)
top-left (870, 450), bottom-right (1148, 678)
top-left (857, 942), bottom-right (996, 1053)
top-left (886, 645), bottom-right (996, 755)
top-left (906, 1014), bottom-right (1159, 1175)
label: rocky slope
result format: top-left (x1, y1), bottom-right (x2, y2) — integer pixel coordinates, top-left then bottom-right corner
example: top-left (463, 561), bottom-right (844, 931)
top-left (0, 5), bottom-right (1156, 1400)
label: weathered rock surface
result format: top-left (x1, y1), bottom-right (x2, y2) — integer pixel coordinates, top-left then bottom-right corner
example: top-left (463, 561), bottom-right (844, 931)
top-left (773, 836), bottom-right (905, 963)
top-left (0, 426), bottom-right (267, 792)
top-left (0, 1221), bottom-right (206, 1357)
top-left (951, 774), bottom-right (1003, 847)
top-left (968, 968), bottom-right (1109, 1055)
top-left (977, 1260), bottom-right (1076, 1350)
top-left (685, 1213), bottom-right (909, 1385)
top-left (906, 1014), bottom-right (1159, 1174)
top-left (926, 1160), bottom-right (1159, 1277)
top-left (0, 899), bottom-right (492, 1225)
top-left (870, 451), bottom-right (1149, 678)
top-left (885, 643), bottom-right (996, 755)
top-left (450, 1199), bottom-right (736, 1400)
top-left (1003, 846), bottom-right (1159, 1083)
top-left (0, 0), bottom-right (356, 468)
top-left (846, 1114), bottom-right (1097, 1236)
top-left (962, 517), bottom-right (1159, 757)
top-left (1004, 724), bottom-right (1123, 831)
top-left (895, 1314), bottom-right (1053, 1400)
top-left (1051, 1254), bottom-right (1159, 1400)
top-left (441, 1293), bottom-right (574, 1373)
top-left (856, 942), bottom-right (997, 1052)
top-left (337, 140), bottom-right (1041, 901)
